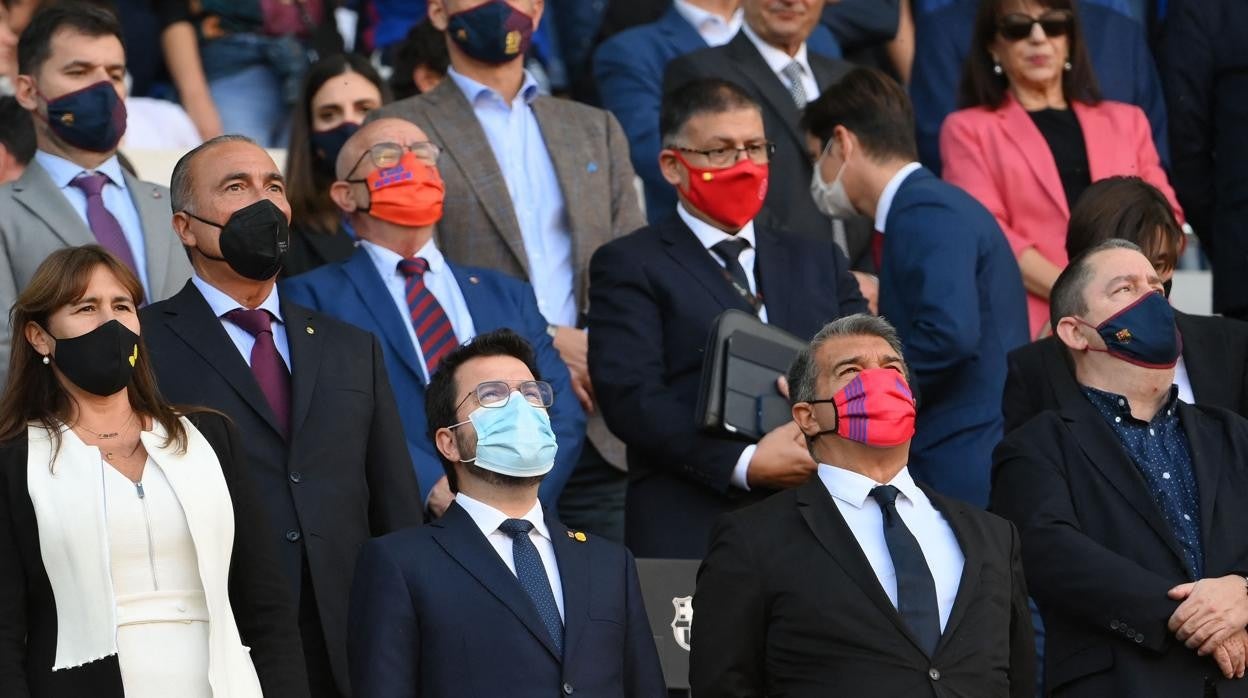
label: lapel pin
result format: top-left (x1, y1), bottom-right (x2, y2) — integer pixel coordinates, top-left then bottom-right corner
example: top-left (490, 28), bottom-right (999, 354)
top-left (566, 530), bottom-right (587, 542)
top-left (587, 162), bottom-right (598, 173)
top-left (152, 190), bottom-right (162, 198)
top-left (306, 326), bottom-right (315, 335)
top-left (468, 275), bottom-right (480, 285)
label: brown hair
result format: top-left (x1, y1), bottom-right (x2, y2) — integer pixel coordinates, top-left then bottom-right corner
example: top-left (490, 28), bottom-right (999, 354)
top-left (802, 67), bottom-right (918, 161)
top-left (1065, 176), bottom-right (1184, 276)
top-left (0, 245), bottom-right (188, 453)
top-left (958, 0), bottom-right (1101, 110)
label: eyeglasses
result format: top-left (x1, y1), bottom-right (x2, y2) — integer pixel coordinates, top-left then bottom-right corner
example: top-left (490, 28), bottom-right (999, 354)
top-left (670, 142), bottom-right (776, 168)
top-left (997, 10), bottom-right (1073, 42)
top-left (345, 141), bottom-right (442, 180)
top-left (453, 380), bottom-right (555, 413)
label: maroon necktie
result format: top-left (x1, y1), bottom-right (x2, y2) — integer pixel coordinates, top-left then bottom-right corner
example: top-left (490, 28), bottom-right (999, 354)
top-left (871, 230), bottom-right (885, 271)
top-left (397, 258), bottom-right (458, 376)
top-left (225, 308), bottom-right (291, 437)
top-left (70, 172), bottom-right (140, 274)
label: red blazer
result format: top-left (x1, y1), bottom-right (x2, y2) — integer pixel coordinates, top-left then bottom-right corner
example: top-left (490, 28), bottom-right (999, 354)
top-left (940, 96), bottom-right (1182, 337)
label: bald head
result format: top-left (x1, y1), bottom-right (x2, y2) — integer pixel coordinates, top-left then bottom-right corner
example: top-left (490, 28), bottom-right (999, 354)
top-left (335, 117), bottom-right (432, 180)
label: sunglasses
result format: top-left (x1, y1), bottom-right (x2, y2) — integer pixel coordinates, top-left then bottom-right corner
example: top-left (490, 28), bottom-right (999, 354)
top-left (997, 10), bottom-right (1074, 41)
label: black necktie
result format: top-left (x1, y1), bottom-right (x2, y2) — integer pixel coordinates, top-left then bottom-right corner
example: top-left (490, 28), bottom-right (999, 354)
top-left (869, 485), bottom-right (942, 655)
top-left (710, 238), bottom-right (758, 312)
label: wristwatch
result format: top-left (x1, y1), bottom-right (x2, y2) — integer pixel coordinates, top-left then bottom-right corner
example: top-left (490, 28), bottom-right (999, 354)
top-left (546, 323), bottom-right (559, 338)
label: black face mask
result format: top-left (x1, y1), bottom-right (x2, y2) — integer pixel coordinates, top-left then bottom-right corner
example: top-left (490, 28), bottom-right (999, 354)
top-left (50, 319), bottom-right (140, 397)
top-left (186, 199), bottom-right (290, 281)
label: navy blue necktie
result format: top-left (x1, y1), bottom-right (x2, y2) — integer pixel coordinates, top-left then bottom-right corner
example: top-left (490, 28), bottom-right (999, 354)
top-left (498, 519), bottom-right (563, 655)
top-left (870, 485), bottom-right (941, 655)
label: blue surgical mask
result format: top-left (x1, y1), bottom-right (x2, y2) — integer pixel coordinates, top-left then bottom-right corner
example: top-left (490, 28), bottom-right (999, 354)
top-left (40, 81), bottom-right (127, 153)
top-left (455, 392), bottom-right (557, 477)
top-left (310, 122), bottom-right (360, 176)
top-left (446, 0), bottom-right (534, 65)
top-left (1079, 291), bottom-right (1182, 368)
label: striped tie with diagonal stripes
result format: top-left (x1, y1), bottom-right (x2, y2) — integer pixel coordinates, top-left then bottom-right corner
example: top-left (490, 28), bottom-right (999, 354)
top-left (397, 257), bottom-right (458, 375)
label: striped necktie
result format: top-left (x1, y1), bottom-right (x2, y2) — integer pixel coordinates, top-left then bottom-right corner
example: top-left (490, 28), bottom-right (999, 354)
top-left (397, 257), bottom-right (458, 376)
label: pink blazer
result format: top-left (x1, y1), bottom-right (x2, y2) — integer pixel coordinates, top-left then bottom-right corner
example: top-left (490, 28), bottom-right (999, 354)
top-left (939, 96), bottom-right (1182, 337)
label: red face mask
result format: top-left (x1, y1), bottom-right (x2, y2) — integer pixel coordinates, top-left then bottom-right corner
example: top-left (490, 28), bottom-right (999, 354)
top-left (672, 151), bottom-right (768, 230)
top-left (352, 152), bottom-right (446, 227)
top-left (806, 368), bottom-right (916, 448)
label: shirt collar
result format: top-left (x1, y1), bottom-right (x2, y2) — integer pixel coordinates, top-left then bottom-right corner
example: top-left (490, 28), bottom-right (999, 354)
top-left (817, 463), bottom-right (922, 510)
top-left (1080, 383), bottom-right (1181, 423)
top-left (874, 162), bottom-right (922, 233)
top-left (359, 237), bottom-right (447, 280)
top-left (191, 274), bottom-right (284, 324)
top-left (456, 492), bottom-right (552, 542)
top-left (34, 149), bottom-right (129, 191)
top-left (447, 66), bottom-right (541, 109)
top-left (677, 202), bottom-right (757, 251)
top-left (673, 0), bottom-right (744, 43)
top-left (741, 22), bottom-right (810, 79)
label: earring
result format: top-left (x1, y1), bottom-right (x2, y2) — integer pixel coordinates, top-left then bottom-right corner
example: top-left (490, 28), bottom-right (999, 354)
top-left (1064, 61), bottom-right (1073, 71)
top-left (41, 355), bottom-right (49, 365)
top-left (993, 60), bottom-right (1004, 76)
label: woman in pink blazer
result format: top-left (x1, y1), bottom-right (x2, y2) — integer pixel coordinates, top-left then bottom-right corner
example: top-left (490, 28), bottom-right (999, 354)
top-left (940, 0), bottom-right (1181, 337)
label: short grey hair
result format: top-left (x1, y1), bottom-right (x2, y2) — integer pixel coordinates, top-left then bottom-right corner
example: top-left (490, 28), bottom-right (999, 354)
top-left (1049, 238), bottom-right (1144, 327)
top-left (169, 134), bottom-right (258, 214)
top-left (788, 314), bottom-right (908, 405)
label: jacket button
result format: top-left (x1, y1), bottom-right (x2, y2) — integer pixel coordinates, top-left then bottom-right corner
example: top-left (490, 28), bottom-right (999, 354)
top-left (929, 668), bottom-right (941, 681)
top-left (285, 529), bottom-right (301, 542)
top-left (1110, 620), bottom-right (1121, 630)
top-left (562, 683), bottom-right (574, 695)
top-left (289, 471), bottom-right (303, 484)
top-left (1135, 633), bottom-right (1145, 644)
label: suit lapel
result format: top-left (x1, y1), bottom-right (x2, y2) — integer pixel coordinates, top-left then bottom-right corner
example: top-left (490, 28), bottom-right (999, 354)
top-left (124, 170), bottom-right (172, 296)
top-left (281, 296), bottom-right (322, 438)
top-left (997, 96), bottom-right (1069, 217)
top-left (452, 263), bottom-right (498, 337)
top-left (341, 249), bottom-right (426, 383)
top-left (431, 503), bottom-right (563, 660)
top-left (547, 514), bottom-right (589, 665)
top-left (1177, 403), bottom-right (1222, 560)
top-left (661, 219), bottom-right (754, 314)
top-left (753, 225), bottom-right (791, 329)
top-left (924, 488), bottom-right (983, 653)
top-left (9, 161), bottom-right (95, 247)
top-left (724, 33), bottom-right (805, 150)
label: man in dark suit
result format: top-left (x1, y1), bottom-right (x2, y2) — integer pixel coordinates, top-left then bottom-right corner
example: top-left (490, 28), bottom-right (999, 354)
top-left (802, 67), bottom-right (1028, 507)
top-left (282, 118), bottom-right (585, 514)
top-left (588, 78), bottom-right (867, 560)
top-left (140, 135), bottom-right (422, 697)
top-left (348, 329), bottom-right (665, 697)
top-left (992, 240), bottom-right (1248, 697)
top-left (692, 314), bottom-right (1035, 697)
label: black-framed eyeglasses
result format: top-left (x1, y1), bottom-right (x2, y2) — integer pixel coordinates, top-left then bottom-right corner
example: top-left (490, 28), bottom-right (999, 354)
top-left (670, 141), bottom-right (776, 168)
top-left (997, 10), bottom-right (1073, 42)
top-left (453, 380), bottom-right (555, 413)
top-left (345, 141), bottom-right (442, 181)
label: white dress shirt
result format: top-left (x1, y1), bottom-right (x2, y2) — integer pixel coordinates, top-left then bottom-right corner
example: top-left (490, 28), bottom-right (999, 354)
top-left (447, 67), bottom-right (576, 328)
top-left (873, 162), bottom-right (923, 234)
top-left (191, 275), bottom-right (292, 370)
top-left (817, 464), bottom-right (965, 630)
top-left (359, 238), bottom-right (476, 382)
top-left (35, 150), bottom-right (152, 295)
top-left (673, 0), bottom-right (744, 47)
top-left (1174, 357), bottom-right (1195, 405)
top-left (455, 492), bottom-right (566, 620)
top-left (741, 22), bottom-right (819, 104)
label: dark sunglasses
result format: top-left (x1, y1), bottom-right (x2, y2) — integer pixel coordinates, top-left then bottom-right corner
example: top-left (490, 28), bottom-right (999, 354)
top-left (997, 10), bottom-right (1073, 41)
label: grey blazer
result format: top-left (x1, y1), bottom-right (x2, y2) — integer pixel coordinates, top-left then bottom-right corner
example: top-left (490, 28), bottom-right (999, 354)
top-left (0, 159), bottom-right (192, 382)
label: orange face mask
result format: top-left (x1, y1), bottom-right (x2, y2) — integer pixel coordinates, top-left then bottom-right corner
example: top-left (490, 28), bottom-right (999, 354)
top-left (351, 152), bottom-right (446, 227)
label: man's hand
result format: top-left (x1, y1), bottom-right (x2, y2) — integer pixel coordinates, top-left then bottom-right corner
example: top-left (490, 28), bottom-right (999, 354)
top-left (746, 421), bottom-right (818, 490)
top-left (851, 271), bottom-right (879, 315)
top-left (1168, 576), bottom-right (1248, 654)
top-left (426, 476), bottom-right (455, 519)
top-left (552, 325), bottom-right (595, 413)
top-left (1213, 629), bottom-right (1248, 679)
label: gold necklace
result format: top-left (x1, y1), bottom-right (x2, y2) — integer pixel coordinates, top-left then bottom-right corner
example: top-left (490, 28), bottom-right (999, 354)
top-left (103, 438), bottom-right (143, 463)
top-left (73, 412), bottom-right (136, 440)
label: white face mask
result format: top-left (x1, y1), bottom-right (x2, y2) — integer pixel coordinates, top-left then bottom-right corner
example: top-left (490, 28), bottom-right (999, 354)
top-left (810, 140), bottom-right (857, 218)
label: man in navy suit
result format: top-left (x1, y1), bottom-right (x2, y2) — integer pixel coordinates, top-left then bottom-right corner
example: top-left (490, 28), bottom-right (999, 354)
top-left (282, 118), bottom-right (585, 516)
top-left (348, 329), bottom-right (665, 697)
top-left (588, 78), bottom-right (868, 560)
top-left (803, 68), bottom-right (1028, 507)
top-left (910, 0), bottom-right (1169, 174)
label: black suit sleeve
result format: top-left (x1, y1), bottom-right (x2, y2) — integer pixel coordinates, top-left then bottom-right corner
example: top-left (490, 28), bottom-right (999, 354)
top-left (0, 446), bottom-right (32, 698)
top-left (362, 336), bottom-right (423, 535)
top-left (348, 539), bottom-right (419, 698)
top-left (827, 234), bottom-right (870, 317)
top-left (1001, 348), bottom-right (1040, 434)
top-left (1006, 522), bottom-right (1037, 698)
top-left (622, 551), bottom-right (667, 698)
top-left (688, 515), bottom-right (766, 697)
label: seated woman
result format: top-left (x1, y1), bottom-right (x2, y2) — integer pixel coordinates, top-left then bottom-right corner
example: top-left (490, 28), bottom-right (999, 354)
top-left (282, 53), bottom-right (390, 278)
top-left (0, 245), bottom-right (309, 698)
top-left (1002, 176), bottom-right (1248, 432)
top-left (940, 0), bottom-right (1182, 338)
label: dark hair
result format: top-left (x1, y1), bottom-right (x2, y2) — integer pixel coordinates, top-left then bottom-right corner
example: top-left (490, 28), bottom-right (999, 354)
top-left (0, 96), bottom-right (36, 165)
top-left (390, 20), bottom-right (449, 101)
top-left (170, 133), bottom-right (257, 214)
top-left (801, 67), bottom-right (917, 161)
top-left (18, 1), bottom-right (125, 75)
top-left (1049, 238), bottom-right (1143, 327)
top-left (958, 0), bottom-right (1100, 110)
top-left (425, 329), bottom-right (544, 492)
top-left (1066, 176), bottom-right (1184, 275)
top-left (286, 53), bottom-right (390, 237)
top-left (0, 245), bottom-right (188, 455)
top-left (660, 77), bottom-right (760, 146)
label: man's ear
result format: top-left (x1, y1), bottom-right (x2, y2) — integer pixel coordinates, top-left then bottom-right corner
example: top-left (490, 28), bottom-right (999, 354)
top-left (792, 402), bottom-right (818, 438)
top-left (435, 426), bottom-right (461, 464)
top-left (171, 211), bottom-right (198, 248)
top-left (1054, 316), bottom-right (1091, 352)
top-left (659, 149), bottom-right (685, 188)
top-left (329, 181), bottom-right (358, 214)
top-left (14, 74), bottom-right (38, 111)
top-left (427, 0), bottom-right (451, 31)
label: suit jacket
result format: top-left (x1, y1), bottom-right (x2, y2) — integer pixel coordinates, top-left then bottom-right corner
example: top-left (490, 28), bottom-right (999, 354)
top-left (663, 32), bottom-right (874, 268)
top-left (940, 96), bottom-right (1182, 337)
top-left (1002, 311), bottom-right (1248, 433)
top-left (0, 159), bottom-right (192, 384)
top-left (366, 78), bottom-right (644, 468)
top-left (0, 412), bottom-right (309, 698)
top-left (280, 247), bottom-right (587, 506)
top-left (139, 282), bottom-right (422, 695)
top-left (347, 501), bottom-right (666, 698)
top-left (879, 168), bottom-right (1029, 507)
top-left (991, 399), bottom-right (1248, 697)
top-left (587, 216), bottom-right (867, 559)
top-left (1159, 0), bottom-right (1248, 315)
top-left (691, 476), bottom-right (1035, 698)
top-left (911, 0), bottom-right (1170, 174)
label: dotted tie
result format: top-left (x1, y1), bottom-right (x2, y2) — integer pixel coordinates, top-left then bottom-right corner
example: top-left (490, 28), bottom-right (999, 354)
top-left (70, 172), bottom-right (140, 274)
top-left (397, 258), bottom-right (458, 377)
top-left (869, 485), bottom-right (942, 656)
top-left (780, 61), bottom-right (809, 109)
top-left (225, 308), bottom-right (291, 437)
top-left (497, 518), bottom-right (564, 655)
top-left (711, 238), bottom-right (760, 314)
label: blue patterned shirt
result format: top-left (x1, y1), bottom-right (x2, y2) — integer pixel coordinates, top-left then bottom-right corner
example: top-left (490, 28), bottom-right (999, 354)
top-left (1081, 385), bottom-right (1203, 578)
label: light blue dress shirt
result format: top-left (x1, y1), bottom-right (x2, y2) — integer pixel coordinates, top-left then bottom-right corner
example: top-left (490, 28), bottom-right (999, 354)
top-left (35, 150), bottom-right (152, 295)
top-left (446, 67), bottom-right (577, 327)
top-left (359, 238), bottom-right (476, 382)
top-left (192, 275), bottom-right (292, 371)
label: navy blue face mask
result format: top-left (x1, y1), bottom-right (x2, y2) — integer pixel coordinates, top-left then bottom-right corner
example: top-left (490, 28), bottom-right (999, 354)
top-left (310, 122), bottom-right (360, 177)
top-left (446, 0), bottom-right (534, 65)
top-left (1079, 291), bottom-right (1182, 368)
top-left (40, 80), bottom-right (127, 153)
